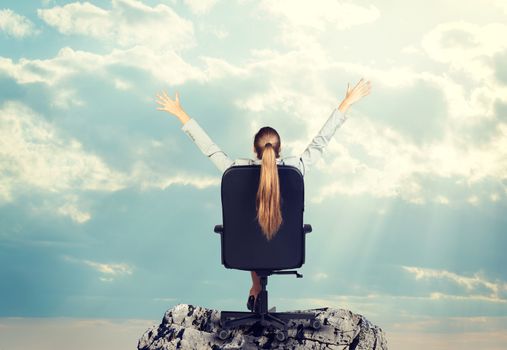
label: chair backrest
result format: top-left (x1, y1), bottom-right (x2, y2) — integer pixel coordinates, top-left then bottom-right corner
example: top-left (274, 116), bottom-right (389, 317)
top-left (219, 165), bottom-right (306, 271)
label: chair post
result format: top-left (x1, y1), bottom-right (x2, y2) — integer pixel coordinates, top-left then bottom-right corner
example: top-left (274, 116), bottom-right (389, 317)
top-left (258, 276), bottom-right (268, 314)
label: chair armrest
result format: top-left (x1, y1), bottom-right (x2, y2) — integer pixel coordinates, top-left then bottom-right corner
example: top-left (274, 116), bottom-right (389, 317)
top-left (303, 224), bottom-right (312, 234)
top-left (214, 224), bottom-right (223, 234)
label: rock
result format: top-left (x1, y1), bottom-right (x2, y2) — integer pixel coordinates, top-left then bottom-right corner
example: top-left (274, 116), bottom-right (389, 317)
top-left (138, 303), bottom-right (388, 349)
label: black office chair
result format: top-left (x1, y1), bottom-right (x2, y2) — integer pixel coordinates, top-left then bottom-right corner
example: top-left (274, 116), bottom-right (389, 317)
top-left (213, 165), bottom-right (321, 342)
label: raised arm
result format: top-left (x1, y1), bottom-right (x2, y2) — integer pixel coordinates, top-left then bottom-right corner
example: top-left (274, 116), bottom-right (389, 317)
top-left (155, 91), bottom-right (234, 173)
top-left (299, 78), bottom-right (371, 176)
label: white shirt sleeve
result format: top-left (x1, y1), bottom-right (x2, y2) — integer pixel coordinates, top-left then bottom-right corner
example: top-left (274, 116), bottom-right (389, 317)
top-left (299, 107), bottom-right (348, 176)
top-left (181, 118), bottom-right (234, 173)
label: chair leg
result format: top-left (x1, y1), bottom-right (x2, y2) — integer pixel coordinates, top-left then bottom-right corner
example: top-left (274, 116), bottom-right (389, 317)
top-left (223, 313), bottom-right (261, 329)
top-left (263, 313), bottom-right (287, 329)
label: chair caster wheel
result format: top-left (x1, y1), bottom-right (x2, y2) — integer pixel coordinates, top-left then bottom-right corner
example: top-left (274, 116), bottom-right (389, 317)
top-left (275, 329), bottom-right (288, 342)
top-left (311, 319), bottom-right (321, 330)
top-left (218, 329), bottom-right (230, 340)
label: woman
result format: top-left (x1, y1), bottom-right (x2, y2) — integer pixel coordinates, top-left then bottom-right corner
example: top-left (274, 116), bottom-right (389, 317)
top-left (156, 78), bottom-right (371, 312)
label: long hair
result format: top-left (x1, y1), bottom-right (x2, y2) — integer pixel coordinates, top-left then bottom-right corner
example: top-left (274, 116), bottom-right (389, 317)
top-left (253, 127), bottom-right (283, 241)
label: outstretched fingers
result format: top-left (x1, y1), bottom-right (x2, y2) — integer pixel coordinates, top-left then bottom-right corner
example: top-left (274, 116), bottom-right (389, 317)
top-left (156, 92), bottom-right (165, 101)
top-left (353, 77), bottom-right (364, 89)
top-left (355, 79), bottom-right (371, 92)
top-left (155, 98), bottom-right (166, 106)
top-left (156, 92), bottom-right (168, 103)
top-left (359, 81), bottom-right (372, 97)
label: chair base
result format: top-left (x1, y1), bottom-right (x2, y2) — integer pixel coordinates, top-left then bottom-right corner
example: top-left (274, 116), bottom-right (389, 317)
top-left (220, 309), bottom-right (316, 331)
top-left (219, 272), bottom-right (317, 335)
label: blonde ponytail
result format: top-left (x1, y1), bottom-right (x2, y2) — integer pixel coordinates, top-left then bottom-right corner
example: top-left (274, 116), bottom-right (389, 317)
top-left (255, 142), bottom-right (283, 241)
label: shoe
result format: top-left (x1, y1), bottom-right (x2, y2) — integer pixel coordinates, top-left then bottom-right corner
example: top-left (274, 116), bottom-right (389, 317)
top-left (247, 295), bottom-right (255, 311)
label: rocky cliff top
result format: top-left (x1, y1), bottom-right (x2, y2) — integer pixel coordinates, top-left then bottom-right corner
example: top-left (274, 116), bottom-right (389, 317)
top-left (138, 303), bottom-right (388, 349)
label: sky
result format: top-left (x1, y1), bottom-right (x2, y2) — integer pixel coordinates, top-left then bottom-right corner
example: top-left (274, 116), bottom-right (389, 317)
top-left (0, 0), bottom-right (506, 349)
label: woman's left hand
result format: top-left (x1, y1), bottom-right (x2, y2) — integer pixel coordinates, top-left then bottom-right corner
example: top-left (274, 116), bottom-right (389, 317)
top-left (339, 78), bottom-right (371, 112)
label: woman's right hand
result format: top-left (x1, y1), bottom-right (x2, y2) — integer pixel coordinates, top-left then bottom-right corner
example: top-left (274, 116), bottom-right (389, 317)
top-left (156, 90), bottom-right (190, 124)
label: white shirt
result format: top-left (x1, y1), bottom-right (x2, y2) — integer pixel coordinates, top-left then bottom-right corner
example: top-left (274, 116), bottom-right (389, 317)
top-left (180, 107), bottom-right (348, 177)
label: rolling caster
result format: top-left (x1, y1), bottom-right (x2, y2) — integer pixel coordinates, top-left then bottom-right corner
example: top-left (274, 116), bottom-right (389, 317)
top-left (275, 329), bottom-right (288, 342)
top-left (311, 319), bottom-right (321, 330)
top-left (217, 328), bottom-right (230, 340)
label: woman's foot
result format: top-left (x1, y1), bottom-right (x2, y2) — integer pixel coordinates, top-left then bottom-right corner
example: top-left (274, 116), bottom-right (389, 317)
top-left (247, 286), bottom-right (261, 311)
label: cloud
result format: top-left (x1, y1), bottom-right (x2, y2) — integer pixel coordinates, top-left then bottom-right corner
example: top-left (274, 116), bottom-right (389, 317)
top-left (0, 101), bottom-right (127, 204)
top-left (217, 44), bottom-right (507, 204)
top-left (0, 45), bottom-right (205, 88)
top-left (184, 0), bottom-right (219, 14)
top-left (63, 255), bottom-right (133, 281)
top-left (258, 0), bottom-right (380, 31)
top-left (403, 266), bottom-right (507, 303)
top-left (27, 194), bottom-right (92, 224)
top-left (0, 100), bottom-right (225, 223)
top-left (129, 160), bottom-right (220, 190)
top-left (2, 2), bottom-right (506, 212)
top-left (310, 114), bottom-right (507, 204)
top-left (0, 9), bottom-right (38, 38)
top-left (312, 272), bottom-right (329, 281)
top-left (55, 195), bottom-right (91, 223)
top-left (255, 0), bottom-right (379, 49)
top-left (37, 0), bottom-right (195, 50)
top-left (82, 260), bottom-right (133, 275)
top-left (434, 195), bottom-right (450, 204)
top-left (421, 21), bottom-right (507, 82)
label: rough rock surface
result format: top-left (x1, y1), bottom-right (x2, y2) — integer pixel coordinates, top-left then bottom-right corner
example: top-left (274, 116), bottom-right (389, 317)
top-left (138, 303), bottom-right (388, 349)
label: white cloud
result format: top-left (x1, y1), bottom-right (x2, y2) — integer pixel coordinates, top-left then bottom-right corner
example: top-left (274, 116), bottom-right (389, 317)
top-left (37, 0), bottom-right (195, 50)
top-left (28, 194), bottom-right (92, 224)
top-left (56, 195), bottom-right (91, 223)
top-left (434, 195), bottom-right (450, 205)
top-left (0, 47), bottom-right (105, 86)
top-left (83, 260), bottom-right (133, 276)
top-left (421, 21), bottom-right (507, 83)
top-left (2, 4), bottom-right (506, 209)
top-left (0, 101), bottom-right (127, 205)
top-left (225, 45), bottom-right (507, 204)
top-left (51, 88), bottom-right (85, 109)
top-left (258, 0), bottom-right (380, 31)
top-left (309, 115), bottom-right (507, 204)
top-left (184, 0), bottom-right (219, 14)
top-left (403, 266), bottom-right (507, 303)
top-left (38, 2), bottom-right (110, 37)
top-left (63, 255), bottom-right (133, 281)
top-left (490, 0), bottom-right (507, 14)
top-left (490, 193), bottom-right (500, 202)
top-left (467, 195), bottom-right (479, 205)
top-left (0, 45), bottom-right (205, 87)
top-left (313, 272), bottom-right (328, 281)
top-left (0, 101), bottom-right (223, 213)
top-left (0, 9), bottom-right (38, 38)
top-left (429, 292), bottom-right (507, 304)
top-left (255, 0), bottom-right (379, 50)
top-left (211, 27), bottom-right (228, 39)
top-left (129, 160), bottom-right (221, 190)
